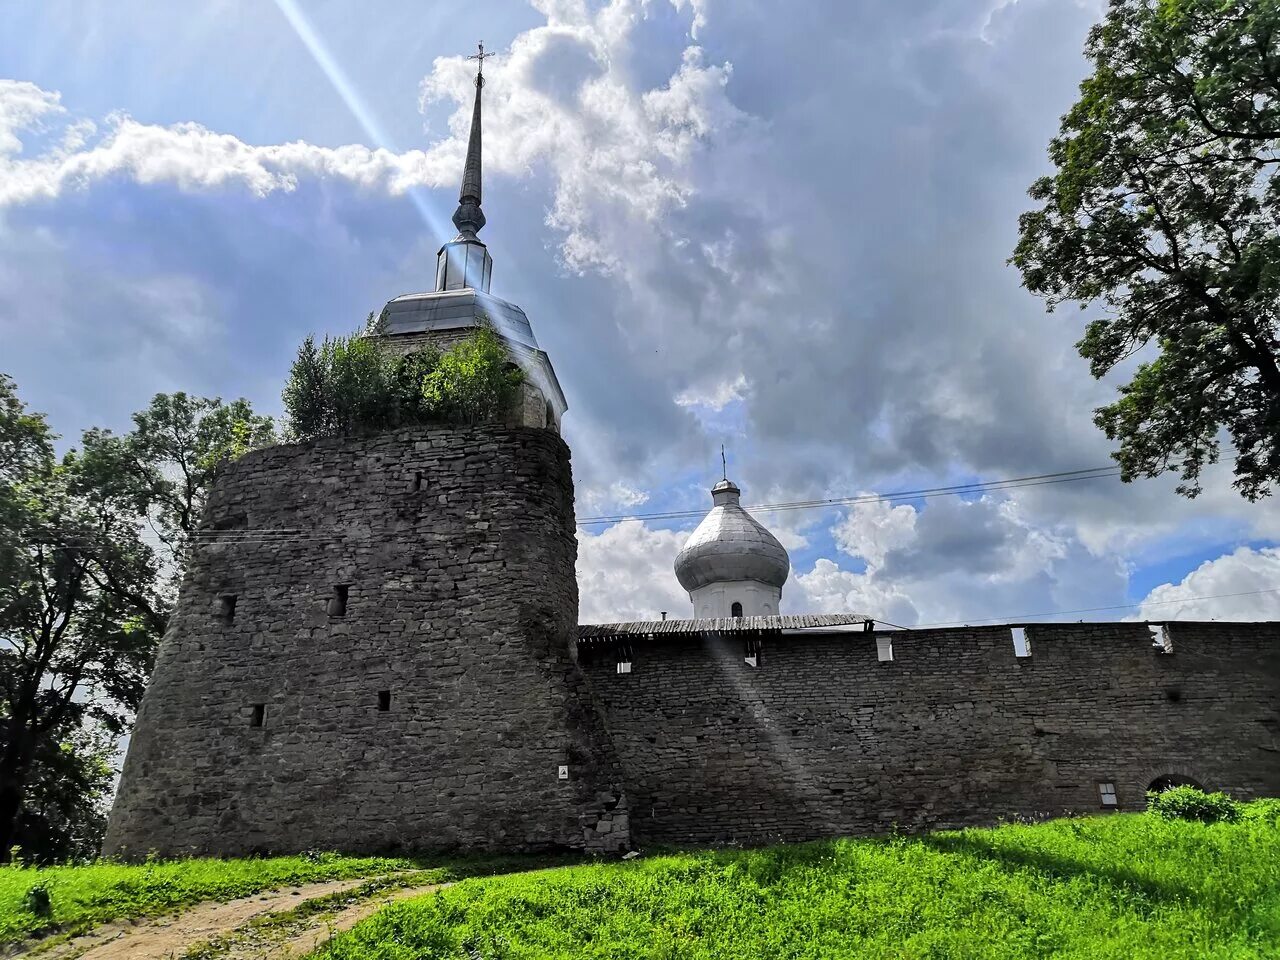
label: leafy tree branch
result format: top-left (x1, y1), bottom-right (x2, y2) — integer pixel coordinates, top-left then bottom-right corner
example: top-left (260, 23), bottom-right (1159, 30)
top-left (1013, 0), bottom-right (1280, 499)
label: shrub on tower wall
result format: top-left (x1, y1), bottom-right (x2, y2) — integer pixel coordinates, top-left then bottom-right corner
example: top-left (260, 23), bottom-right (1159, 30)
top-left (282, 321), bottom-right (521, 440)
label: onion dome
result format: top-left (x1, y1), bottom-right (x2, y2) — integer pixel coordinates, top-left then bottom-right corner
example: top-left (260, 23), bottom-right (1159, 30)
top-left (674, 479), bottom-right (790, 592)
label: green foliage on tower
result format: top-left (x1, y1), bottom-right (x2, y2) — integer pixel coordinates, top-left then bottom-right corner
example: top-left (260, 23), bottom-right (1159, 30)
top-left (282, 322), bottom-right (522, 440)
top-left (423, 324), bottom-right (523, 426)
top-left (1012, 0), bottom-right (1279, 500)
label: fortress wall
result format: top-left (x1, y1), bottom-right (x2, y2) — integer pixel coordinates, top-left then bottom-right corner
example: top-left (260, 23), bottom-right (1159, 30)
top-left (104, 426), bottom-right (627, 860)
top-left (579, 622), bottom-right (1280, 846)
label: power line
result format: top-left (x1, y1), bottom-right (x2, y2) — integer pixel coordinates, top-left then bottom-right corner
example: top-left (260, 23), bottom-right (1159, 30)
top-left (908, 586), bottom-right (1280, 629)
top-left (576, 466), bottom-right (1120, 526)
top-left (184, 466), bottom-right (1123, 542)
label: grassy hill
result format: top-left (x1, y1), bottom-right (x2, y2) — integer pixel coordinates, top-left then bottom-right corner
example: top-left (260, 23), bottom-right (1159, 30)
top-left (313, 801), bottom-right (1280, 959)
top-left (2, 797), bottom-right (1276, 958)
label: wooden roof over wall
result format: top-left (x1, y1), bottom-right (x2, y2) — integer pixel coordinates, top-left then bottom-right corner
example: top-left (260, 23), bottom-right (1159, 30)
top-left (578, 613), bottom-right (873, 639)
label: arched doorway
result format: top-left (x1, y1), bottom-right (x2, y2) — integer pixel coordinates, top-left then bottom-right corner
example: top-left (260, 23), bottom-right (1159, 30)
top-left (1148, 774), bottom-right (1203, 794)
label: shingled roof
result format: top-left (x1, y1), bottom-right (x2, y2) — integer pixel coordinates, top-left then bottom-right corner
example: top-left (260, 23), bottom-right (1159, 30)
top-left (578, 613), bottom-right (874, 639)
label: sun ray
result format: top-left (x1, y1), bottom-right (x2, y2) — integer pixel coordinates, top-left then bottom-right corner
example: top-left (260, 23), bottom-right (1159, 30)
top-left (270, 0), bottom-right (444, 235)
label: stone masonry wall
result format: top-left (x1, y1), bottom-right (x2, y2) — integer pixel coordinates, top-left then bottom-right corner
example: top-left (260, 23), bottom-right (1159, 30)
top-left (104, 426), bottom-right (628, 860)
top-left (578, 622), bottom-right (1279, 846)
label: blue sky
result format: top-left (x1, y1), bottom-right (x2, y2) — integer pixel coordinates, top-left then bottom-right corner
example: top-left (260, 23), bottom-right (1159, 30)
top-left (2, 0), bottom-right (1278, 625)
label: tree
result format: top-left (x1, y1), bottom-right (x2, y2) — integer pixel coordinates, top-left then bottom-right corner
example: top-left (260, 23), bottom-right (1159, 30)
top-left (7, 722), bottom-right (116, 862)
top-left (1012, 0), bottom-right (1279, 499)
top-left (0, 377), bottom-right (273, 861)
top-left (282, 323), bottom-right (519, 441)
top-left (281, 336), bottom-right (330, 441)
top-left (422, 323), bottom-right (523, 426)
top-left (0, 378), bottom-right (160, 860)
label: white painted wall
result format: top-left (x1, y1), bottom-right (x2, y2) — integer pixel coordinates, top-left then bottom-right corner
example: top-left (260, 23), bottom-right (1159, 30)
top-left (689, 579), bottom-right (782, 618)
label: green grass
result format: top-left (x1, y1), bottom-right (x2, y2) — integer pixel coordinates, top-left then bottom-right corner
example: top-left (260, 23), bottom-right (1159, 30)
top-left (0, 851), bottom-right (413, 945)
top-left (311, 804), bottom-right (1280, 959)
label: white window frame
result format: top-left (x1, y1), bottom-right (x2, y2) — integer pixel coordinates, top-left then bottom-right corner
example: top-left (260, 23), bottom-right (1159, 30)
top-left (1011, 627), bottom-right (1031, 658)
top-left (1098, 781), bottom-right (1118, 807)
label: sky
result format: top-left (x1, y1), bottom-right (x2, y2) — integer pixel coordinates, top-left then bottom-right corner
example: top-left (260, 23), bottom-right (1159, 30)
top-left (2, 0), bottom-right (1278, 628)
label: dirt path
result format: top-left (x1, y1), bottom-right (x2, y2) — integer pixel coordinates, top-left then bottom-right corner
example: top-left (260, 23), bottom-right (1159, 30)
top-left (20, 877), bottom-right (377, 960)
top-left (217, 882), bottom-right (445, 960)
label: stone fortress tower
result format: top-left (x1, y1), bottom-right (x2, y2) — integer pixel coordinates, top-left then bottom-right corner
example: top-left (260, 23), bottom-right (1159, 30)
top-left (675, 476), bottom-right (790, 617)
top-left (103, 48), bottom-right (629, 859)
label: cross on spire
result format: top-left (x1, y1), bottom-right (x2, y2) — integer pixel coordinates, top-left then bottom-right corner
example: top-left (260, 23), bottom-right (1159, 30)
top-left (468, 42), bottom-right (493, 86)
top-left (450, 41), bottom-right (488, 241)
top-left (721, 444), bottom-right (727, 481)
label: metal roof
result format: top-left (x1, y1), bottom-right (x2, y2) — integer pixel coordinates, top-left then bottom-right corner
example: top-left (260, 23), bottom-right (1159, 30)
top-left (382, 288), bottom-right (540, 350)
top-left (578, 613), bottom-right (873, 639)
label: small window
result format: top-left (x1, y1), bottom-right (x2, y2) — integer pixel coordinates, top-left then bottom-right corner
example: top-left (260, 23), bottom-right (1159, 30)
top-left (731, 601), bottom-right (743, 618)
top-left (616, 660), bottom-right (632, 674)
top-left (1011, 627), bottom-right (1031, 657)
top-left (412, 471), bottom-right (424, 492)
top-left (217, 594), bottom-right (237, 621)
top-left (1098, 782), bottom-right (1117, 807)
top-left (744, 637), bottom-right (761, 668)
top-left (876, 637), bottom-right (894, 662)
top-left (377, 690), bottom-right (391, 711)
top-left (328, 584), bottom-right (349, 617)
top-left (250, 703), bottom-right (265, 728)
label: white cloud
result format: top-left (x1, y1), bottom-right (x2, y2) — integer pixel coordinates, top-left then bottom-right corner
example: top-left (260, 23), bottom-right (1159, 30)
top-left (789, 557), bottom-right (920, 624)
top-left (420, 8), bottom-right (744, 273)
top-left (669, 0), bottom-right (710, 38)
top-left (580, 481), bottom-right (651, 513)
top-left (0, 80), bottom-right (454, 206)
top-left (0, 79), bottom-right (63, 155)
top-left (577, 522), bottom-right (692, 623)
top-left (1135, 547), bottom-right (1280, 621)
top-left (831, 496), bottom-right (917, 568)
top-left (675, 373), bottom-right (748, 411)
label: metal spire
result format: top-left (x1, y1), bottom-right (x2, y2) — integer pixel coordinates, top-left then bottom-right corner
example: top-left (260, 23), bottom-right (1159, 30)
top-left (721, 444), bottom-right (727, 481)
top-left (452, 42), bottom-right (491, 240)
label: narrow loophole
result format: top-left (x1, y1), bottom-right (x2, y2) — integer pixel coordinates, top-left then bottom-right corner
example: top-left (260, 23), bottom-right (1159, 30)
top-left (217, 594), bottom-right (237, 621)
top-left (328, 584), bottom-right (349, 617)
